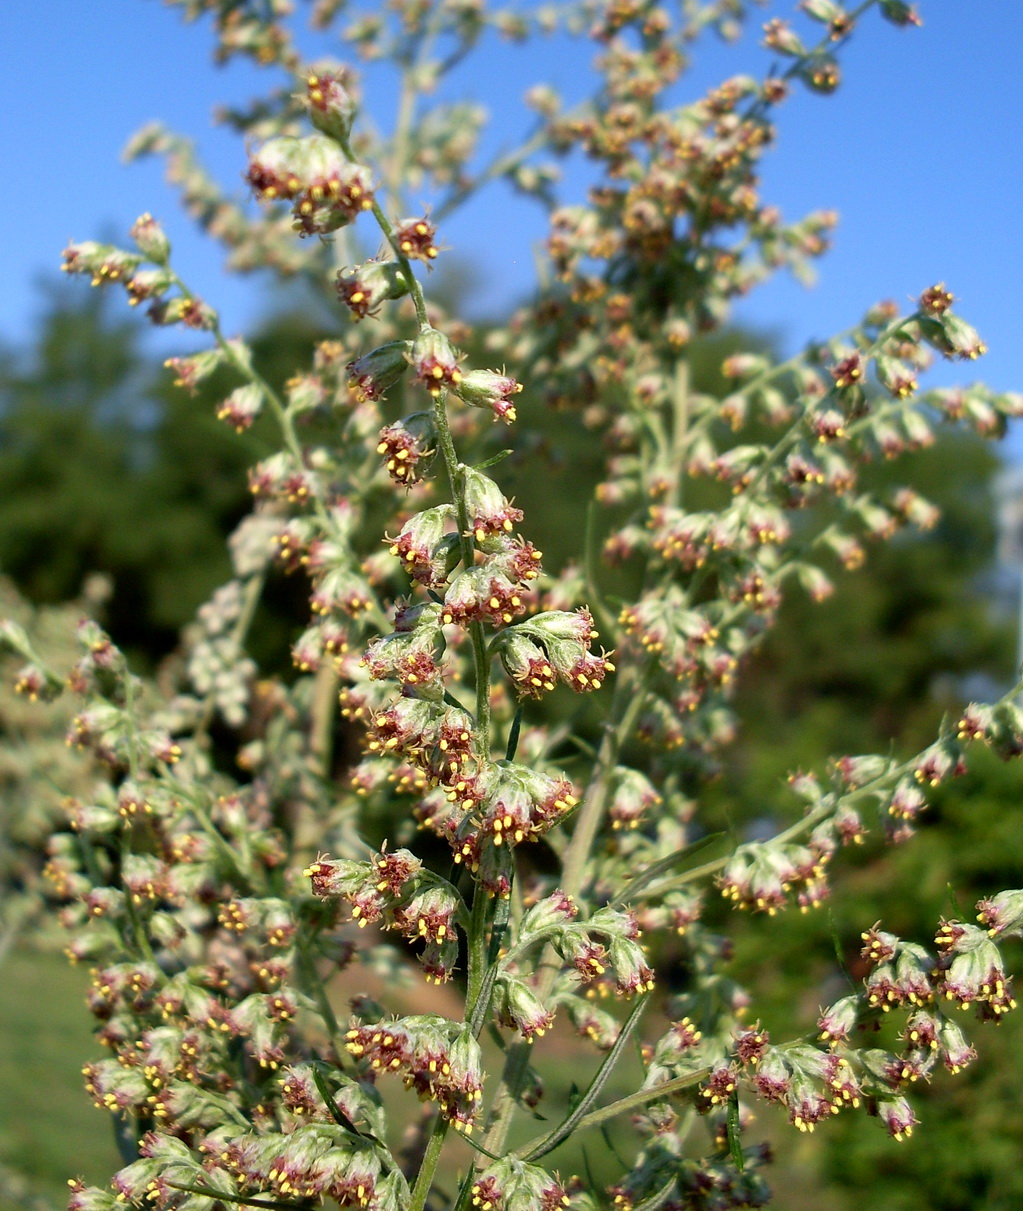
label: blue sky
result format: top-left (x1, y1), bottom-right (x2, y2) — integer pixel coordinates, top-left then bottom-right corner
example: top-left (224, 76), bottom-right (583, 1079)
top-left (3, 2), bottom-right (1022, 445)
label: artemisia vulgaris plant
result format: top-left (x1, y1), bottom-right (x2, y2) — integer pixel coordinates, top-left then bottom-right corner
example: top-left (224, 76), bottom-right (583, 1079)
top-left (11, 0), bottom-right (1023, 1207)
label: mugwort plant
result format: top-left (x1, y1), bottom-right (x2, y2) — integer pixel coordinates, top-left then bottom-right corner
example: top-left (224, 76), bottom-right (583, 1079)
top-left (8, 0), bottom-right (1023, 1207)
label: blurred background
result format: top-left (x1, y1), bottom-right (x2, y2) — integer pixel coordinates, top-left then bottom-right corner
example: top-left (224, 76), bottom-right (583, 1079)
top-left (3, 3), bottom-right (1023, 1208)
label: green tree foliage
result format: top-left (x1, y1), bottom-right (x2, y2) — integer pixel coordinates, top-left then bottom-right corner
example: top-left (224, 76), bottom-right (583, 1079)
top-left (0, 288), bottom-right (262, 658)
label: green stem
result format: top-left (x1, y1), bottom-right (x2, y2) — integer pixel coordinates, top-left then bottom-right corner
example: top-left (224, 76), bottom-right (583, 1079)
top-left (430, 391), bottom-right (492, 748)
top-left (407, 1115), bottom-right (450, 1211)
top-left (482, 654), bottom-right (657, 1156)
top-left (336, 132), bottom-right (431, 328)
top-left (562, 1068), bottom-right (711, 1138)
top-left (465, 880), bottom-right (491, 1022)
top-left (515, 992), bottom-right (651, 1161)
top-left (560, 658), bottom-right (656, 899)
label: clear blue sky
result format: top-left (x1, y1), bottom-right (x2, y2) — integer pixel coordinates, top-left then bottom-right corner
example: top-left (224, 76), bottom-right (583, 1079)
top-left (3, 3), bottom-right (1022, 443)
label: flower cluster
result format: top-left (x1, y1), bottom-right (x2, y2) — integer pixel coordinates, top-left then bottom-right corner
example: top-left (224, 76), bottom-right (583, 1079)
top-left (306, 849), bottom-right (464, 982)
top-left (20, 5), bottom-right (1023, 1211)
top-left (345, 1017), bottom-right (484, 1133)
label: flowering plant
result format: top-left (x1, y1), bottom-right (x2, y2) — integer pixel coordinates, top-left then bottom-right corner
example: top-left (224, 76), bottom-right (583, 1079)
top-left (10, 1), bottom-right (1023, 1208)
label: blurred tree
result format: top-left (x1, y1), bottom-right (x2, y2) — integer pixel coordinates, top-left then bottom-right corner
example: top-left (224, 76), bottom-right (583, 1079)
top-left (0, 287), bottom-right (303, 662)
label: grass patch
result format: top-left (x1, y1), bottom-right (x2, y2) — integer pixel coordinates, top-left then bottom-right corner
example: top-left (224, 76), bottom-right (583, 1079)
top-left (0, 948), bottom-right (120, 1207)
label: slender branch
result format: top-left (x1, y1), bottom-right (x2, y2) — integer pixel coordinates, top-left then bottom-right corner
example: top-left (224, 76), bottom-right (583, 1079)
top-left (515, 992), bottom-right (651, 1161)
top-left (166, 1182), bottom-right (306, 1211)
top-left (565, 1068), bottom-right (711, 1138)
top-left (407, 1114), bottom-right (450, 1211)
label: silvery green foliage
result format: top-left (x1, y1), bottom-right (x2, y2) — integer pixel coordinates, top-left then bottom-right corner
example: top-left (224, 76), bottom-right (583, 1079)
top-left (11, 2), bottom-right (1023, 1209)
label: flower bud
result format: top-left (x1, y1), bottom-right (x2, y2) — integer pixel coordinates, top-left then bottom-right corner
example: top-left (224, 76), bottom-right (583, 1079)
top-left (496, 631), bottom-right (556, 698)
top-left (336, 261), bottom-right (409, 319)
top-left (150, 296), bottom-right (216, 330)
top-left (61, 241), bottom-right (143, 287)
top-left (935, 1017), bottom-right (976, 1074)
top-left (376, 413), bottom-right (438, 486)
top-left (798, 54), bottom-right (840, 93)
top-left (939, 313), bottom-right (987, 361)
top-left (442, 563), bottom-right (527, 627)
top-left (246, 136), bottom-right (309, 200)
top-left (248, 135), bottom-right (374, 236)
top-left (496, 976), bottom-right (555, 1040)
top-left (125, 267), bottom-right (172, 307)
top-left (722, 352), bottom-right (770, 381)
top-left (977, 888), bottom-right (1023, 939)
top-left (411, 327), bottom-right (462, 396)
top-left (461, 467), bottom-right (522, 540)
top-left (348, 340), bottom-right (412, 401)
top-left (876, 1095), bottom-right (917, 1140)
top-left (470, 1158), bottom-right (568, 1211)
top-left (917, 314), bottom-right (987, 361)
top-left (934, 920), bottom-right (1015, 1015)
top-left (880, 0), bottom-right (922, 26)
top-left (919, 282), bottom-right (954, 315)
top-left (608, 767), bottom-right (661, 830)
top-left (302, 69), bottom-right (357, 140)
top-left (13, 662), bottom-right (63, 702)
top-left (519, 890), bottom-right (578, 939)
top-left (387, 504), bottom-right (458, 586)
top-left (875, 354), bottom-right (917, 398)
top-left (394, 216), bottom-right (439, 262)
top-left (453, 368), bottom-right (522, 421)
top-left (762, 18), bottom-right (805, 55)
top-left (800, 0), bottom-right (844, 22)
top-left (217, 384), bottom-right (264, 432)
top-left (362, 608), bottom-right (446, 696)
top-left (129, 213), bottom-right (170, 264)
top-left (163, 347), bottom-right (225, 393)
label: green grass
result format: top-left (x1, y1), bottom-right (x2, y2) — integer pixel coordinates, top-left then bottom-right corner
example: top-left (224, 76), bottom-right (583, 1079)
top-left (0, 948), bottom-right (121, 1209)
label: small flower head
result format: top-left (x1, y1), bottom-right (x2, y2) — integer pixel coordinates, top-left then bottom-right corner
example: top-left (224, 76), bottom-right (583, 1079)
top-left (394, 216), bottom-right (440, 262)
top-left (301, 69), bottom-right (357, 140)
top-left (454, 369), bottom-right (523, 422)
top-left (496, 977), bottom-right (556, 1040)
top-left (62, 240), bottom-right (143, 288)
top-left (387, 504), bottom-right (458, 585)
top-left (699, 1062), bottom-right (739, 1109)
top-left (336, 260), bottom-right (410, 319)
top-left (934, 920), bottom-right (1016, 1017)
top-left (412, 327), bottom-right (462, 396)
top-left (829, 352), bottom-right (863, 390)
top-left (348, 340), bottom-right (413, 402)
top-left (497, 631), bottom-right (557, 698)
top-left (876, 1095), bottom-right (917, 1140)
top-left (470, 1158), bottom-right (569, 1211)
top-left (461, 467), bottom-right (523, 542)
top-left (362, 610), bottom-right (446, 695)
top-left (442, 563), bottom-right (528, 628)
top-left (217, 384), bottom-right (264, 432)
top-left (607, 767), bottom-right (661, 830)
top-left (919, 282), bottom-right (954, 315)
top-left (377, 413), bottom-right (438, 486)
top-left (880, 0), bottom-right (922, 25)
top-left (977, 889), bottom-right (1023, 940)
top-left (129, 213), bottom-right (170, 264)
top-left (247, 134), bottom-right (374, 236)
top-left (818, 994), bottom-right (860, 1046)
